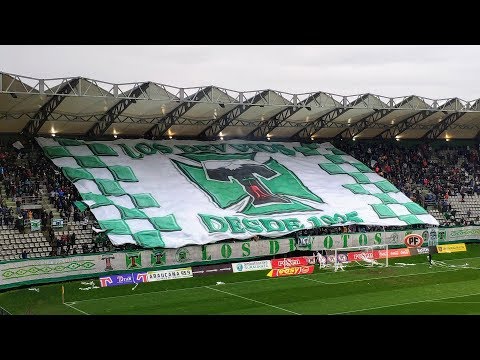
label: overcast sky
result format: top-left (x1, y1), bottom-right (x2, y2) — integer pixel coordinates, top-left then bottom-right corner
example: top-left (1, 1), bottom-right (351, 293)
top-left (1, 45), bottom-right (480, 100)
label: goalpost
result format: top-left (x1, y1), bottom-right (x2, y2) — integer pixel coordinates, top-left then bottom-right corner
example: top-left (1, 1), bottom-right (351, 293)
top-left (323, 244), bottom-right (389, 271)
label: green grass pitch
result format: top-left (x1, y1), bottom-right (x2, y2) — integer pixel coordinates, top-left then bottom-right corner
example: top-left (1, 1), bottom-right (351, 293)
top-left (2, 244), bottom-right (480, 315)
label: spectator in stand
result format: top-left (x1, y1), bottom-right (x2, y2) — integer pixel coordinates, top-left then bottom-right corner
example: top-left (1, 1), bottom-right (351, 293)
top-left (48, 227), bottom-right (55, 243)
top-left (41, 213), bottom-right (47, 229)
top-left (70, 232), bottom-right (76, 250)
top-left (73, 209), bottom-right (80, 222)
top-left (82, 244), bottom-right (89, 254)
top-left (65, 234), bottom-right (71, 255)
top-left (60, 233), bottom-right (68, 253)
top-left (82, 215), bottom-right (89, 230)
top-left (21, 249), bottom-right (28, 259)
top-left (56, 237), bottom-right (62, 256)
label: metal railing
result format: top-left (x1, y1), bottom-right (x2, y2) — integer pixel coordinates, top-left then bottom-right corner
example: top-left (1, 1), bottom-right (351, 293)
top-left (18, 195), bottom-right (42, 206)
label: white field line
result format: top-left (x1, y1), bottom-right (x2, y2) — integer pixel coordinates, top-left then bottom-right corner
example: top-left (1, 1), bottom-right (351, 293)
top-left (429, 301), bottom-right (480, 304)
top-left (0, 305), bottom-right (11, 315)
top-left (64, 302), bottom-right (90, 315)
top-left (298, 276), bottom-right (330, 284)
top-left (72, 276), bottom-right (291, 304)
top-left (330, 292), bottom-right (480, 315)
top-left (204, 285), bottom-right (300, 315)
top-left (299, 267), bottom-right (461, 285)
top-left (68, 256), bottom-right (480, 305)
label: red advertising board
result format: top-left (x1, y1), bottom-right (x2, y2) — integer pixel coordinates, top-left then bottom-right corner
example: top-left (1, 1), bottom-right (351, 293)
top-left (404, 234), bottom-right (424, 248)
top-left (326, 252), bottom-right (349, 264)
top-left (271, 257), bottom-right (312, 268)
top-left (377, 248), bottom-right (411, 259)
top-left (267, 265), bottom-right (315, 277)
top-left (347, 250), bottom-right (380, 262)
top-left (347, 248), bottom-right (412, 261)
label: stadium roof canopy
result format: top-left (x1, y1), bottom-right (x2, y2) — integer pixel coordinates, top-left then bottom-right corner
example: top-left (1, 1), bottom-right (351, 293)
top-left (1, 71), bottom-right (480, 141)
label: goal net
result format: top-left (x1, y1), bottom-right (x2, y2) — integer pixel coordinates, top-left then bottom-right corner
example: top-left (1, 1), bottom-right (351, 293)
top-left (323, 244), bottom-right (389, 271)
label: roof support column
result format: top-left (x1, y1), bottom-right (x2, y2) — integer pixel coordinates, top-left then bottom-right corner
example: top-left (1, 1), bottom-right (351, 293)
top-left (21, 77), bottom-right (81, 136)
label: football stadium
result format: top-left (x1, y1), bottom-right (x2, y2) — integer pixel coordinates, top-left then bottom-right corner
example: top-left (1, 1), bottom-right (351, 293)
top-left (1, 70), bottom-right (480, 315)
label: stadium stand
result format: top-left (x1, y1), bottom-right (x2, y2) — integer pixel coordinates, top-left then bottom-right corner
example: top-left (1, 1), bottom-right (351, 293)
top-left (1, 72), bottom-right (480, 262)
top-left (335, 140), bottom-right (480, 228)
top-left (2, 135), bottom-right (480, 262)
top-left (0, 138), bottom-right (116, 261)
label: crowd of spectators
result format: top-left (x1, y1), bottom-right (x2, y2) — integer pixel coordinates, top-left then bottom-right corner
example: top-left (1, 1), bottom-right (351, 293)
top-left (0, 138), bottom-right (93, 259)
top-left (335, 140), bottom-right (480, 227)
top-left (291, 140), bottom-right (480, 238)
top-left (1, 139), bottom-right (85, 224)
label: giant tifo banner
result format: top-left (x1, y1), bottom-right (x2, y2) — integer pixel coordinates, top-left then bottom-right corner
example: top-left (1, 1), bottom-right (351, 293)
top-left (36, 137), bottom-right (438, 248)
top-left (0, 237), bottom-right (294, 289)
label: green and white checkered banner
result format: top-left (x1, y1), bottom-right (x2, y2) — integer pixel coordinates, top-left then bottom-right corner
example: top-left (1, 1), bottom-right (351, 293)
top-left (36, 137), bottom-right (438, 248)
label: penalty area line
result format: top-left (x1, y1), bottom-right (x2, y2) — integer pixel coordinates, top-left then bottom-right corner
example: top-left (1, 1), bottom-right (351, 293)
top-left (330, 291), bottom-right (480, 315)
top-left (0, 305), bottom-right (12, 315)
top-left (64, 302), bottom-right (90, 315)
top-left (204, 285), bottom-right (300, 315)
top-left (300, 267), bottom-right (461, 285)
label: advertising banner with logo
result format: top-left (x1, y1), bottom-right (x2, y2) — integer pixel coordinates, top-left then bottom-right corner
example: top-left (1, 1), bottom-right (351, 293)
top-left (347, 248), bottom-right (412, 261)
top-left (267, 265), bottom-right (315, 277)
top-left (325, 252), bottom-right (349, 264)
top-left (404, 234), bottom-right (424, 248)
top-left (377, 248), bottom-right (411, 259)
top-left (147, 268), bottom-right (193, 282)
top-left (36, 137), bottom-right (437, 249)
top-left (99, 272), bottom-right (148, 287)
top-left (271, 257), bottom-right (312, 269)
top-left (436, 243), bottom-right (467, 253)
top-left (409, 247), bottom-right (430, 255)
top-left (347, 250), bottom-right (380, 262)
top-left (192, 264), bottom-right (233, 277)
top-left (417, 247), bottom-right (430, 255)
top-left (443, 227), bottom-right (480, 243)
top-left (232, 260), bottom-right (272, 273)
